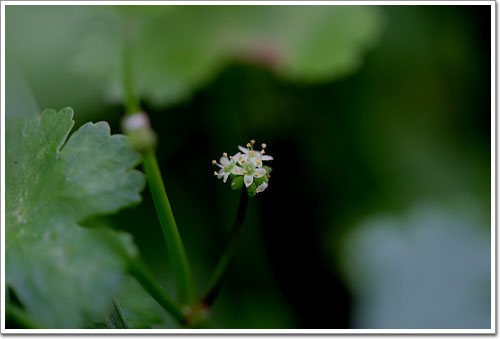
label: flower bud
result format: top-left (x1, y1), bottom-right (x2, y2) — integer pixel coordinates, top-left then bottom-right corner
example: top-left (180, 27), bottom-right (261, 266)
top-left (231, 176), bottom-right (244, 190)
top-left (247, 183), bottom-right (257, 197)
top-left (121, 112), bottom-right (157, 152)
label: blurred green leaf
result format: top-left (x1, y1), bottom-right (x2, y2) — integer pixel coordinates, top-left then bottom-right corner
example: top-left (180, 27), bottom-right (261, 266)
top-left (340, 203), bottom-right (490, 329)
top-left (5, 6), bottom-right (108, 124)
top-left (6, 107), bottom-right (145, 328)
top-left (106, 300), bottom-right (130, 329)
top-left (71, 5), bottom-right (384, 107)
top-left (6, 67), bottom-right (39, 119)
top-left (114, 277), bottom-right (178, 329)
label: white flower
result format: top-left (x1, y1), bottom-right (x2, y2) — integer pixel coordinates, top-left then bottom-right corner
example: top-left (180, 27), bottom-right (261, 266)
top-left (236, 141), bottom-right (273, 167)
top-left (256, 182), bottom-right (268, 193)
top-left (212, 140), bottom-right (273, 195)
top-left (212, 153), bottom-right (243, 183)
top-left (242, 166), bottom-right (267, 187)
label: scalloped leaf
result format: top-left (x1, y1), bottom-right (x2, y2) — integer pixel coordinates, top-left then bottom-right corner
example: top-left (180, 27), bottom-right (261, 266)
top-left (70, 6), bottom-right (384, 106)
top-left (6, 107), bottom-right (145, 328)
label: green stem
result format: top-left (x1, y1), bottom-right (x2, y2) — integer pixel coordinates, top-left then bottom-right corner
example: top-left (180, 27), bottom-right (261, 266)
top-left (127, 258), bottom-right (185, 325)
top-left (103, 230), bottom-right (185, 325)
top-left (106, 299), bottom-right (129, 329)
top-left (202, 189), bottom-right (248, 306)
top-left (120, 24), bottom-right (193, 311)
top-left (143, 149), bottom-right (196, 304)
top-left (5, 304), bottom-right (41, 329)
top-left (122, 39), bottom-right (140, 115)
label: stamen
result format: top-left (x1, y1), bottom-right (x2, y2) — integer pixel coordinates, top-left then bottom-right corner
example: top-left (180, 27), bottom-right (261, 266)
top-left (223, 152), bottom-right (228, 157)
top-left (243, 170), bottom-right (248, 175)
top-left (246, 143), bottom-right (251, 149)
top-left (212, 160), bottom-right (217, 165)
top-left (241, 159), bottom-right (246, 163)
top-left (257, 160), bottom-right (262, 165)
top-left (261, 143), bottom-right (267, 149)
top-left (250, 140), bottom-right (256, 145)
top-left (214, 171), bottom-right (218, 176)
top-left (249, 150), bottom-right (255, 155)
top-left (229, 155), bottom-right (233, 159)
top-left (261, 150), bottom-right (265, 154)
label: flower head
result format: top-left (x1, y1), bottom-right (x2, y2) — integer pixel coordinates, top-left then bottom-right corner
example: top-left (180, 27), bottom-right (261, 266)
top-left (213, 140), bottom-right (273, 196)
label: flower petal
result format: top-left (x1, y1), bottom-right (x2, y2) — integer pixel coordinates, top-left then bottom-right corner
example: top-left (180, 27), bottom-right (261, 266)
top-left (244, 175), bottom-right (253, 187)
top-left (231, 166), bottom-right (245, 175)
top-left (223, 172), bottom-right (230, 183)
top-left (256, 182), bottom-right (268, 193)
top-left (232, 152), bottom-right (241, 161)
top-left (237, 155), bottom-right (249, 165)
top-left (238, 145), bottom-right (249, 154)
top-left (253, 168), bottom-right (267, 178)
top-left (261, 155), bottom-right (274, 161)
top-left (217, 168), bottom-right (225, 179)
top-left (249, 157), bottom-right (261, 166)
top-left (220, 156), bottom-right (231, 166)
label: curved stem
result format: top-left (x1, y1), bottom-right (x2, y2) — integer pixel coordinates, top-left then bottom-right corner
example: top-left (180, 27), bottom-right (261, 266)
top-left (202, 189), bottom-right (248, 306)
top-left (127, 258), bottom-right (186, 325)
top-left (143, 149), bottom-right (196, 304)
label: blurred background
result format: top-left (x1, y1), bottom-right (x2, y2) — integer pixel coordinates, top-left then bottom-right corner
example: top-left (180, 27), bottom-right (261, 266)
top-left (6, 5), bottom-right (491, 329)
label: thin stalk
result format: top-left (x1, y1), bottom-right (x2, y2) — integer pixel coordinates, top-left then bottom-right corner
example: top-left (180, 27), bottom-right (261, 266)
top-left (5, 304), bottom-right (41, 329)
top-left (106, 299), bottom-right (129, 329)
top-left (143, 149), bottom-right (196, 304)
top-left (127, 258), bottom-right (186, 325)
top-left (100, 228), bottom-right (185, 323)
top-left (202, 189), bottom-right (248, 306)
top-left (122, 39), bottom-right (140, 115)
top-left (120, 34), bottom-right (194, 305)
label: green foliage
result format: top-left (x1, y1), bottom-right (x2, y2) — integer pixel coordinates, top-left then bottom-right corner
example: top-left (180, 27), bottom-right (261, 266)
top-left (114, 277), bottom-right (179, 329)
top-left (6, 107), bottom-right (145, 328)
top-left (72, 5), bottom-right (384, 107)
top-left (106, 300), bottom-right (130, 329)
top-left (341, 204), bottom-right (490, 329)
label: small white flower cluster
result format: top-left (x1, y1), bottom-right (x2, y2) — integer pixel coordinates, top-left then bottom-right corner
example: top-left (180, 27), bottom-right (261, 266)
top-left (213, 140), bottom-right (273, 195)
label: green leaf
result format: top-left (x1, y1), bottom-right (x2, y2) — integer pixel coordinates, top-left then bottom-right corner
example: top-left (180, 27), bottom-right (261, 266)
top-left (340, 204), bottom-right (490, 329)
top-left (114, 277), bottom-right (179, 329)
top-left (6, 107), bottom-right (145, 328)
top-left (6, 6), bottom-right (384, 119)
top-left (70, 6), bottom-right (385, 107)
top-left (6, 66), bottom-right (39, 119)
top-left (106, 300), bottom-right (129, 329)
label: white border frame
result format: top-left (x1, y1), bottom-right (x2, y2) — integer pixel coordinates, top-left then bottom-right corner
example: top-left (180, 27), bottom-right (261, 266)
top-left (0, 0), bottom-right (496, 335)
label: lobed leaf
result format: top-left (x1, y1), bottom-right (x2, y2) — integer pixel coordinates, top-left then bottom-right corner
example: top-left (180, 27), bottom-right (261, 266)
top-left (71, 6), bottom-right (385, 107)
top-left (6, 107), bottom-right (145, 328)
